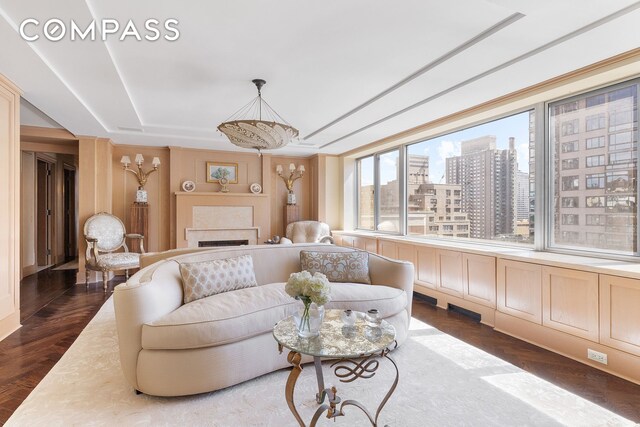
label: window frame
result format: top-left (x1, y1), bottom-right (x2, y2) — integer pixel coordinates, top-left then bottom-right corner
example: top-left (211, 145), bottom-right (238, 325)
top-left (545, 78), bottom-right (640, 259)
top-left (352, 77), bottom-right (639, 260)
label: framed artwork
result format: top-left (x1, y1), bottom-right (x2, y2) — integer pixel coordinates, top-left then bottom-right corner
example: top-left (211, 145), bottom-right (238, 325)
top-left (206, 162), bottom-right (238, 183)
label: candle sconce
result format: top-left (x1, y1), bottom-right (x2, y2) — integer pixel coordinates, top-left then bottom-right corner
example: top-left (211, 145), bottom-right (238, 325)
top-left (120, 154), bottom-right (161, 204)
top-left (276, 163), bottom-right (305, 205)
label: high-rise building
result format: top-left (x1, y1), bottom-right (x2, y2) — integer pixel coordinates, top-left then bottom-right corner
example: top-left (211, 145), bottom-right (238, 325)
top-left (446, 135), bottom-right (518, 239)
top-left (407, 182), bottom-right (470, 238)
top-left (517, 171), bottom-right (529, 221)
top-left (551, 85), bottom-right (637, 252)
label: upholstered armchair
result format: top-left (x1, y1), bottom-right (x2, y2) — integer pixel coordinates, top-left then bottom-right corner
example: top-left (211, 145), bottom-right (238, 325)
top-left (280, 220), bottom-right (334, 245)
top-left (84, 213), bottom-right (145, 291)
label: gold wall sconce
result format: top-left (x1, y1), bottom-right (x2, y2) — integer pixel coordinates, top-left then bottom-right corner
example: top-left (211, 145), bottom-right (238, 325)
top-left (121, 154), bottom-right (160, 203)
top-left (276, 163), bottom-right (304, 205)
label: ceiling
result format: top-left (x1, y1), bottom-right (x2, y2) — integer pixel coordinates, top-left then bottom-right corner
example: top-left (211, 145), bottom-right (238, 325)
top-left (1, 1), bottom-right (639, 156)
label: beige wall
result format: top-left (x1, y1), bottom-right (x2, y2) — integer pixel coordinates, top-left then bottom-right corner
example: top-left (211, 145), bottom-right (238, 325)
top-left (270, 155), bottom-right (312, 237)
top-left (77, 137), bottom-right (113, 282)
top-left (109, 146), bottom-right (316, 251)
top-left (0, 74), bottom-right (21, 340)
top-left (112, 145), bottom-right (171, 252)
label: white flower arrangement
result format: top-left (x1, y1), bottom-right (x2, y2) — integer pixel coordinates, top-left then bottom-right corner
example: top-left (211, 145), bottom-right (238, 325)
top-left (285, 270), bottom-right (331, 306)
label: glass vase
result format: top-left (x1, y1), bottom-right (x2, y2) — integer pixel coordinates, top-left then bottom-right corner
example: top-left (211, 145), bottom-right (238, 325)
top-left (293, 300), bottom-right (325, 338)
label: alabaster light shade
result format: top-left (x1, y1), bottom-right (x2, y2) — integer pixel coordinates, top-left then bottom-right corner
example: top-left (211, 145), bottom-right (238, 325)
top-left (134, 154), bottom-right (144, 165)
top-left (217, 120), bottom-right (298, 152)
top-left (152, 157), bottom-right (161, 167)
top-left (218, 79), bottom-right (298, 154)
top-left (120, 155), bottom-right (131, 166)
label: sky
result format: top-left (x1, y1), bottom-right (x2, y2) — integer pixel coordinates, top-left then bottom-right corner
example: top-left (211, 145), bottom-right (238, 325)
top-left (360, 110), bottom-right (532, 185)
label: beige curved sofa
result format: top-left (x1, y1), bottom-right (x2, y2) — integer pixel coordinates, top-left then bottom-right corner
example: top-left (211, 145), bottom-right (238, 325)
top-left (113, 244), bottom-right (414, 397)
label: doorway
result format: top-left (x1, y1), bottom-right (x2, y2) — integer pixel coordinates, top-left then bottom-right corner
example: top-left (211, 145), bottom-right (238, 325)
top-left (63, 166), bottom-right (76, 261)
top-left (36, 159), bottom-right (54, 268)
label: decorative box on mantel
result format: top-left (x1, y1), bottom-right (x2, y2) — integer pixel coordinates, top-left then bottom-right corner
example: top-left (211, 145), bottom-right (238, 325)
top-left (174, 192), bottom-right (270, 249)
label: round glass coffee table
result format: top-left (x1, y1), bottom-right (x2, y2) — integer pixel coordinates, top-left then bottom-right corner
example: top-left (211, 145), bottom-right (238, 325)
top-left (273, 309), bottom-right (398, 427)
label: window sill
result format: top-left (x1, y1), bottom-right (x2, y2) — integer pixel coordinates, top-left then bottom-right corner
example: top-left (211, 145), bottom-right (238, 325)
top-left (334, 230), bottom-right (640, 280)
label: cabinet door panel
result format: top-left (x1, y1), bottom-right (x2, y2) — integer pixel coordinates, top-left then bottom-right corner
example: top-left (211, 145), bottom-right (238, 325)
top-left (353, 236), bottom-right (376, 253)
top-left (341, 235), bottom-right (355, 248)
top-left (436, 249), bottom-right (463, 297)
top-left (497, 259), bottom-right (542, 324)
top-left (542, 267), bottom-right (598, 341)
top-left (379, 240), bottom-right (397, 259)
top-left (416, 246), bottom-right (437, 289)
top-left (600, 275), bottom-right (640, 356)
top-left (463, 254), bottom-right (496, 308)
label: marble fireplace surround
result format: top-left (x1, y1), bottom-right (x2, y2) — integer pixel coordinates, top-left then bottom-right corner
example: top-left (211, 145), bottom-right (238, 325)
top-left (175, 192), bottom-right (270, 248)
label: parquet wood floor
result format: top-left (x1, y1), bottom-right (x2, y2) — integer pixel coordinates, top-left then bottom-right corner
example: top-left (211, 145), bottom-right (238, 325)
top-left (0, 272), bottom-right (638, 424)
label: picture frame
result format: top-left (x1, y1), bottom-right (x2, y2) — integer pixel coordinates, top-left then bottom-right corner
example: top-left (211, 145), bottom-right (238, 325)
top-left (206, 162), bottom-right (238, 183)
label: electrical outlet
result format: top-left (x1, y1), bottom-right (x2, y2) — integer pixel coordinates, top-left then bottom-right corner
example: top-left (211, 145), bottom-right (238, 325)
top-left (587, 348), bottom-right (608, 365)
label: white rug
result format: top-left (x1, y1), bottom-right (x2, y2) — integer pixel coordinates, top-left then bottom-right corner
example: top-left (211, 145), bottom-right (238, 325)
top-left (6, 299), bottom-right (636, 427)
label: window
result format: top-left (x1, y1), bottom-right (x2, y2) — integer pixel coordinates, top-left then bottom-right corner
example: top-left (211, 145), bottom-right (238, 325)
top-left (586, 113), bottom-right (606, 131)
top-left (562, 176), bottom-right (579, 191)
top-left (586, 94), bottom-right (605, 108)
top-left (609, 110), bottom-right (634, 132)
top-left (586, 136), bottom-right (605, 149)
top-left (561, 141), bottom-right (578, 152)
top-left (356, 80), bottom-right (638, 258)
top-left (586, 214), bottom-right (606, 226)
top-left (549, 81), bottom-right (638, 254)
top-left (586, 196), bottom-right (605, 207)
top-left (609, 151), bottom-right (634, 165)
top-left (357, 156), bottom-right (374, 230)
top-left (562, 158), bottom-right (579, 170)
top-left (405, 110), bottom-right (533, 245)
top-left (377, 150), bottom-right (400, 232)
top-left (561, 119), bottom-right (579, 136)
top-left (561, 197), bottom-right (579, 208)
top-left (586, 173), bottom-right (605, 189)
top-left (609, 131), bottom-right (634, 150)
top-left (586, 155), bottom-right (605, 167)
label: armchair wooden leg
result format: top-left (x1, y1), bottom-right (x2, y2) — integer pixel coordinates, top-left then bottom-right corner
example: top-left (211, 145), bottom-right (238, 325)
top-left (102, 271), bottom-right (108, 292)
top-left (85, 270), bottom-right (90, 288)
top-left (125, 269), bottom-right (129, 280)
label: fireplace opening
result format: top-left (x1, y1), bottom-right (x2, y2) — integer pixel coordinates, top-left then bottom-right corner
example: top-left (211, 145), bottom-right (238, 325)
top-left (198, 240), bottom-right (249, 247)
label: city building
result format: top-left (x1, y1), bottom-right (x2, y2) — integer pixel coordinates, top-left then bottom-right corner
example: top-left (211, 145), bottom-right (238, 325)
top-left (446, 136), bottom-right (518, 240)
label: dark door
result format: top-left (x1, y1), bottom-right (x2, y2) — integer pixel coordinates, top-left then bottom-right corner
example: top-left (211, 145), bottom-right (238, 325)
top-left (36, 160), bottom-right (52, 266)
top-left (63, 167), bottom-right (76, 260)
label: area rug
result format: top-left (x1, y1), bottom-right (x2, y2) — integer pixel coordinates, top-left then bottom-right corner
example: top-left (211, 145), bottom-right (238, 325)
top-left (6, 299), bottom-right (636, 427)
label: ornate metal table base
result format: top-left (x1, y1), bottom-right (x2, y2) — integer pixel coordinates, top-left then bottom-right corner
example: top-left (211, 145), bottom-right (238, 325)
top-left (281, 343), bottom-right (399, 427)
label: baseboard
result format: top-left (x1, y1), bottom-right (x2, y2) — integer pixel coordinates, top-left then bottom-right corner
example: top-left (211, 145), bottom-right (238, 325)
top-left (495, 311), bottom-right (640, 386)
top-left (0, 310), bottom-right (21, 342)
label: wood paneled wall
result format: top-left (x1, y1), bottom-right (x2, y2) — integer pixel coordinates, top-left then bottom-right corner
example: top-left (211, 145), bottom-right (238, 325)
top-left (0, 74), bottom-right (21, 340)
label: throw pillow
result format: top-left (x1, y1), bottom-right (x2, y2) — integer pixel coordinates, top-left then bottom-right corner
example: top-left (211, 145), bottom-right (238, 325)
top-left (178, 254), bottom-right (258, 303)
top-left (300, 250), bottom-right (370, 284)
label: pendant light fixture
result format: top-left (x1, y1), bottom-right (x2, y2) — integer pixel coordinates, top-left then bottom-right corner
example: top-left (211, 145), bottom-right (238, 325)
top-left (217, 79), bottom-right (298, 155)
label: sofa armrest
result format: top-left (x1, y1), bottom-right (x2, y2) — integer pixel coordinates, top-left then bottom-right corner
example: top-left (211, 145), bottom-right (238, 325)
top-left (113, 261), bottom-right (184, 390)
top-left (367, 253), bottom-right (415, 320)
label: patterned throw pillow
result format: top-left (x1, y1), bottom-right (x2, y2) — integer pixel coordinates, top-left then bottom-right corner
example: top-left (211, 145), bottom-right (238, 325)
top-left (178, 255), bottom-right (258, 304)
top-left (300, 251), bottom-right (370, 284)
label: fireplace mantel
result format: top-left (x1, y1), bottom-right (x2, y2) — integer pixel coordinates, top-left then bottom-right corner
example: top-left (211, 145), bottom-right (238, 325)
top-left (175, 192), bottom-right (270, 248)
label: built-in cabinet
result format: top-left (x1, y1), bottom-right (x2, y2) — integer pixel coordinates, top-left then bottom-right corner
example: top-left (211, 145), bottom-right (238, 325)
top-left (463, 253), bottom-right (496, 308)
top-left (497, 259), bottom-right (542, 324)
top-left (333, 231), bottom-right (640, 385)
top-left (542, 266), bottom-right (599, 342)
top-left (599, 275), bottom-right (640, 357)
